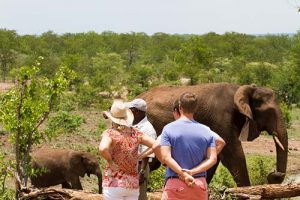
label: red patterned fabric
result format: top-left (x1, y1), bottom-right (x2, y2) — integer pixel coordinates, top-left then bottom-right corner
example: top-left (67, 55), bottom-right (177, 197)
top-left (102, 127), bottom-right (143, 189)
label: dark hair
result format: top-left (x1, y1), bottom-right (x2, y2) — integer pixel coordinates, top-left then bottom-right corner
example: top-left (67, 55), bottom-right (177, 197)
top-left (173, 99), bottom-right (180, 115)
top-left (179, 92), bottom-right (197, 113)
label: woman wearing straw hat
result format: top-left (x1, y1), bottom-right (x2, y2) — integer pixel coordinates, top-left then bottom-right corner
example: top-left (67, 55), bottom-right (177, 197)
top-left (99, 99), bottom-right (156, 200)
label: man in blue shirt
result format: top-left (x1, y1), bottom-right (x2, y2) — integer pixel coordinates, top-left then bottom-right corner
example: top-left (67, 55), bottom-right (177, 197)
top-left (159, 92), bottom-right (217, 200)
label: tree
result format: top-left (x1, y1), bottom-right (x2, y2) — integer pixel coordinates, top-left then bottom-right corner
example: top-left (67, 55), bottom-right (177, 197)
top-left (175, 36), bottom-right (214, 84)
top-left (89, 52), bottom-right (127, 92)
top-left (0, 61), bottom-right (75, 198)
top-left (238, 62), bottom-right (276, 86)
top-left (0, 29), bottom-right (19, 81)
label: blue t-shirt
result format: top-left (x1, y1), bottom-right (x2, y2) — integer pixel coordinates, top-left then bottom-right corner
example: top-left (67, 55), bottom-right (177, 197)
top-left (160, 118), bottom-right (216, 178)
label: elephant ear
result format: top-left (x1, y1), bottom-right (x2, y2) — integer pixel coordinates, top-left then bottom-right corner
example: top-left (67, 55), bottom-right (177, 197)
top-left (234, 84), bottom-right (259, 141)
top-left (70, 152), bottom-right (86, 177)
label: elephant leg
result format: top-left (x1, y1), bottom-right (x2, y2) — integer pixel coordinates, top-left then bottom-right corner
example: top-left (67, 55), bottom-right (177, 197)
top-left (62, 181), bottom-right (72, 188)
top-left (206, 158), bottom-right (220, 184)
top-left (70, 176), bottom-right (83, 190)
top-left (220, 141), bottom-right (250, 186)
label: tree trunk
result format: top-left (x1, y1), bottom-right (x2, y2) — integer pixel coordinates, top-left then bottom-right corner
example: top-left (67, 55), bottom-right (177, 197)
top-left (225, 183), bottom-right (300, 199)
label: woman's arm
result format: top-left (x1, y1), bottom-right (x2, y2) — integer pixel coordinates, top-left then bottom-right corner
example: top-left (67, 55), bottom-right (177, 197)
top-left (99, 134), bottom-right (113, 164)
top-left (139, 134), bottom-right (156, 148)
top-left (138, 139), bottom-right (161, 160)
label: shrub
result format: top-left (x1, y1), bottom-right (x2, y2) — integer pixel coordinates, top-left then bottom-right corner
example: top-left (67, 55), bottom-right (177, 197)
top-left (55, 92), bottom-right (77, 112)
top-left (45, 111), bottom-right (84, 138)
top-left (210, 164), bottom-right (236, 189)
top-left (148, 165), bottom-right (165, 192)
top-left (0, 152), bottom-right (14, 199)
top-left (247, 154), bottom-right (275, 185)
top-left (210, 154), bottom-right (275, 190)
top-left (280, 102), bottom-right (292, 128)
top-left (0, 189), bottom-right (14, 200)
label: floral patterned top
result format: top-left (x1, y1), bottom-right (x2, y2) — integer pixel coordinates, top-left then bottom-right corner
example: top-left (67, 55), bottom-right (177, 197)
top-left (101, 127), bottom-right (143, 189)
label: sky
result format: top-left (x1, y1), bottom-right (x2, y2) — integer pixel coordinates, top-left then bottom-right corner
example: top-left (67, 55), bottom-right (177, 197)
top-left (0, 0), bottom-right (300, 35)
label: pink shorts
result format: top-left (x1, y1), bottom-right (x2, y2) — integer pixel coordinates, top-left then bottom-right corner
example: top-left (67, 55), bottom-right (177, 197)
top-left (162, 177), bottom-right (208, 200)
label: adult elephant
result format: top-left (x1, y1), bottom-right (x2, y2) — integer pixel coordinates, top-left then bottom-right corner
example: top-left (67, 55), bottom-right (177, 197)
top-left (30, 148), bottom-right (102, 193)
top-left (138, 83), bottom-right (288, 186)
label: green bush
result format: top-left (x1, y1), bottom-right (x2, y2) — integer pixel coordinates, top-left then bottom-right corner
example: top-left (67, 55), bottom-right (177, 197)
top-left (76, 84), bottom-right (98, 108)
top-left (0, 152), bottom-right (14, 199)
top-left (210, 155), bottom-right (275, 189)
top-left (98, 118), bottom-right (108, 133)
top-left (280, 102), bottom-right (292, 129)
top-left (247, 154), bottom-right (275, 185)
top-left (0, 189), bottom-right (14, 200)
top-left (210, 164), bottom-right (236, 189)
top-left (45, 111), bottom-right (84, 138)
top-left (148, 165), bottom-right (165, 192)
top-left (56, 92), bottom-right (77, 112)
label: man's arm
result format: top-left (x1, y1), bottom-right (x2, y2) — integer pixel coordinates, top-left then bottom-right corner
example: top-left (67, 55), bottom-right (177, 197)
top-left (160, 146), bottom-right (182, 174)
top-left (159, 145), bottom-right (194, 185)
top-left (183, 146), bottom-right (217, 176)
top-left (138, 139), bottom-right (160, 160)
top-left (215, 137), bottom-right (226, 154)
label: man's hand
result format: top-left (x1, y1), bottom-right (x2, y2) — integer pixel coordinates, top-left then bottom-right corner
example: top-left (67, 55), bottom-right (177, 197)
top-left (178, 171), bottom-right (195, 186)
top-left (181, 168), bottom-right (193, 175)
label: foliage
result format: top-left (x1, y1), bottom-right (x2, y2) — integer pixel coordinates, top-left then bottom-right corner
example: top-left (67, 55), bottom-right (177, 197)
top-left (0, 188), bottom-right (14, 200)
top-left (280, 102), bottom-right (292, 128)
top-left (288, 108), bottom-right (300, 140)
top-left (247, 155), bottom-right (275, 185)
top-left (90, 52), bottom-right (127, 92)
top-left (210, 154), bottom-right (276, 190)
top-left (0, 29), bottom-right (19, 81)
top-left (210, 164), bottom-right (236, 189)
top-left (1, 29), bottom-right (299, 106)
top-left (55, 92), bottom-right (77, 112)
top-left (76, 83), bottom-right (98, 108)
top-left (237, 62), bottom-right (276, 86)
top-left (0, 62), bottom-right (75, 193)
top-left (98, 118), bottom-right (108, 133)
top-left (147, 165), bottom-right (165, 192)
top-left (271, 59), bottom-right (300, 106)
top-left (0, 152), bottom-right (13, 194)
top-left (45, 111), bottom-right (84, 137)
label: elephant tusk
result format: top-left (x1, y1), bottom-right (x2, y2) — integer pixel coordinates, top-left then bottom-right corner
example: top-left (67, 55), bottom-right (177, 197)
top-left (273, 135), bottom-right (285, 151)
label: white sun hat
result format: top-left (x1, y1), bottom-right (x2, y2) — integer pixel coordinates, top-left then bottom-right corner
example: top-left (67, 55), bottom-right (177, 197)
top-left (103, 99), bottom-right (134, 127)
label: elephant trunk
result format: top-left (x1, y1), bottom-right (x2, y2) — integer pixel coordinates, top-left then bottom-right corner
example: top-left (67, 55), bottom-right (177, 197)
top-left (268, 111), bottom-right (288, 184)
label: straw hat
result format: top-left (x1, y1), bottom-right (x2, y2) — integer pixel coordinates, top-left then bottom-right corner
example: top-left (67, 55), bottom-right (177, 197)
top-left (103, 100), bottom-right (134, 127)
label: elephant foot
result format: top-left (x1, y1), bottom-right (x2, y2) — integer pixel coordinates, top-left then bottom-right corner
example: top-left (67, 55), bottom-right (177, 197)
top-left (267, 171), bottom-right (285, 184)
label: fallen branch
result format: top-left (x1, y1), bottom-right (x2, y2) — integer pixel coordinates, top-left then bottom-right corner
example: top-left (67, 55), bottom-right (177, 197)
top-left (19, 187), bottom-right (163, 200)
top-left (19, 187), bottom-right (103, 200)
top-left (224, 183), bottom-right (300, 199)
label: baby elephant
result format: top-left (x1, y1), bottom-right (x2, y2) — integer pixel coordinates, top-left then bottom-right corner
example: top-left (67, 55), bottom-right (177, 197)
top-left (30, 148), bottom-right (102, 193)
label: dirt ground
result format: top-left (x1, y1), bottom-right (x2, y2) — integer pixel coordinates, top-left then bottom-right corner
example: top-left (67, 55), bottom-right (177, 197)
top-left (242, 137), bottom-right (300, 174)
